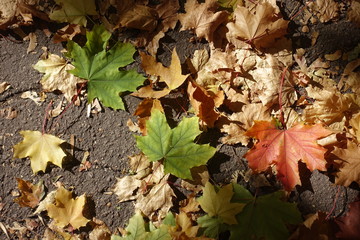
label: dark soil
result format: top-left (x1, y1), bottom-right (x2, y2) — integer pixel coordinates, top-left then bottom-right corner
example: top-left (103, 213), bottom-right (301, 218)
top-left (1, 0), bottom-right (360, 239)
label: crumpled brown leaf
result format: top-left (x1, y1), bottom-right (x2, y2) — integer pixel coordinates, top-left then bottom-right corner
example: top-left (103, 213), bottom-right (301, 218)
top-left (226, 1), bottom-right (288, 49)
top-left (179, 0), bottom-right (229, 43)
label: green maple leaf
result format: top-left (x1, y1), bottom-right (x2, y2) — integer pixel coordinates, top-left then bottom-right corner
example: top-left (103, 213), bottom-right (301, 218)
top-left (67, 25), bottom-right (145, 110)
top-left (111, 211), bottom-right (171, 240)
top-left (136, 110), bottom-right (216, 179)
top-left (229, 190), bottom-right (302, 240)
top-left (198, 182), bottom-right (244, 225)
top-left (49, 0), bottom-right (98, 26)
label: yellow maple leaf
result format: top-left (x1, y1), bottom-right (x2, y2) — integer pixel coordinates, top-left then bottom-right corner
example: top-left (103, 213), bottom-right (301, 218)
top-left (33, 53), bottom-right (86, 105)
top-left (46, 186), bottom-right (90, 230)
top-left (49, 0), bottom-right (97, 27)
top-left (197, 182), bottom-right (244, 225)
top-left (138, 48), bottom-right (189, 94)
top-left (13, 130), bottom-right (67, 174)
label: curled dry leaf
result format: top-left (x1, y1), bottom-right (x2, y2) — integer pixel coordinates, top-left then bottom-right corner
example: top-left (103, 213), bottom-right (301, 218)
top-left (0, 82), bottom-right (10, 94)
top-left (348, 0), bottom-right (360, 28)
top-left (179, 0), bottom-right (229, 43)
top-left (20, 91), bottom-right (45, 105)
top-left (0, 0), bottom-right (17, 29)
top-left (187, 80), bottom-right (221, 128)
top-left (46, 186), bottom-right (90, 230)
top-left (14, 178), bottom-right (45, 208)
top-left (133, 98), bottom-right (164, 135)
top-left (33, 53), bottom-right (86, 105)
top-left (13, 130), bottom-right (67, 174)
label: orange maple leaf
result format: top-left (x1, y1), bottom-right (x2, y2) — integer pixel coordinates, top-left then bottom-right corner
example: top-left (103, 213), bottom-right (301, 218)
top-left (244, 121), bottom-right (332, 190)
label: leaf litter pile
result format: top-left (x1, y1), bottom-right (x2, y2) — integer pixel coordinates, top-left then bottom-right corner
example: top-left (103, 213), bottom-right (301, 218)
top-left (1, 0), bottom-right (360, 239)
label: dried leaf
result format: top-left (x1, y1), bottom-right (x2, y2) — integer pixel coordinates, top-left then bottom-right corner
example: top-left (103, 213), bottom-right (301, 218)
top-left (335, 200), bottom-right (360, 239)
top-left (14, 178), bottom-right (45, 208)
top-left (46, 186), bottom-right (90, 229)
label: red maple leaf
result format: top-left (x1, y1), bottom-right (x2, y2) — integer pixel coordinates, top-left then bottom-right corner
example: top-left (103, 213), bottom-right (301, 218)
top-left (244, 121), bottom-right (332, 190)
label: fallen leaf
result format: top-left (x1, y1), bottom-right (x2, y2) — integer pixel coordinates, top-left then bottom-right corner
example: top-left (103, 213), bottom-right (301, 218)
top-left (244, 121), bottom-right (332, 190)
top-left (117, 211), bottom-right (171, 240)
top-left (68, 25), bottom-right (145, 109)
top-left (197, 182), bottom-right (244, 225)
top-left (46, 186), bottom-right (90, 230)
top-left (332, 140), bottom-right (360, 187)
top-left (229, 189), bottom-right (302, 240)
top-left (20, 91), bottom-right (45, 105)
top-left (53, 24), bottom-right (83, 43)
top-left (33, 53), bottom-right (86, 105)
top-left (13, 130), bottom-right (67, 174)
top-left (349, 112), bottom-right (360, 142)
top-left (134, 98), bottom-right (164, 135)
top-left (135, 176), bottom-right (175, 220)
top-left (140, 48), bottom-right (189, 91)
top-left (179, 0), bottom-right (229, 43)
top-left (187, 80), bottom-right (221, 128)
top-left (348, 0), bottom-right (360, 28)
top-left (34, 190), bottom-right (57, 215)
top-left (136, 109), bottom-right (216, 179)
top-left (308, 0), bottom-right (339, 23)
top-left (49, 0), bottom-right (98, 26)
top-left (14, 178), bottom-right (45, 208)
top-left (0, 82), bottom-right (10, 94)
top-left (26, 32), bottom-right (37, 53)
top-left (0, 107), bottom-right (17, 119)
top-left (0, 0), bottom-right (17, 29)
top-left (335, 199), bottom-right (360, 239)
top-left (226, 1), bottom-right (288, 49)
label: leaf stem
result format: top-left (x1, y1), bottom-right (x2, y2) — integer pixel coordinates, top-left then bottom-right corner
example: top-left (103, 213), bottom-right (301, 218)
top-left (42, 100), bottom-right (53, 135)
top-left (278, 66), bottom-right (288, 129)
top-left (326, 185), bottom-right (342, 220)
top-left (289, 0), bottom-right (316, 21)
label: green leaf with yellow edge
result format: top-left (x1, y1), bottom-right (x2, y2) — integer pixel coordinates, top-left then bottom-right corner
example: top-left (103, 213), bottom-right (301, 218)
top-left (13, 130), bottom-right (66, 174)
top-left (136, 110), bottom-right (216, 179)
top-left (46, 186), bottom-right (90, 230)
top-left (198, 182), bottom-right (244, 225)
top-left (68, 25), bottom-right (145, 110)
top-left (229, 190), bottom-right (302, 240)
top-left (49, 0), bottom-right (97, 26)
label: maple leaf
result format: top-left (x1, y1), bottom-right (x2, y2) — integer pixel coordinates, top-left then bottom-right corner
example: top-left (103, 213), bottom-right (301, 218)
top-left (136, 109), bottom-right (216, 180)
top-left (115, 211), bottom-right (171, 240)
top-left (13, 130), bottom-right (67, 174)
top-left (335, 199), bottom-right (360, 239)
top-left (33, 53), bottom-right (86, 105)
top-left (226, 1), bottom-right (288, 49)
top-left (46, 186), bottom-right (90, 230)
top-left (244, 121), bottom-right (332, 190)
top-left (134, 98), bottom-right (164, 135)
top-left (179, 0), bottom-right (229, 43)
top-left (139, 48), bottom-right (188, 93)
top-left (187, 81), bottom-right (221, 128)
top-left (197, 182), bottom-right (244, 225)
top-left (221, 102), bottom-right (272, 145)
top-left (303, 86), bottom-right (359, 131)
top-left (218, 0), bottom-right (243, 11)
top-left (332, 141), bottom-right (360, 187)
top-left (68, 25), bottom-right (145, 110)
top-left (229, 189), bottom-right (302, 240)
top-left (308, 0), bottom-right (339, 23)
top-left (14, 178), bottom-right (45, 208)
top-left (49, 0), bottom-right (97, 26)
top-left (350, 112), bottom-right (360, 142)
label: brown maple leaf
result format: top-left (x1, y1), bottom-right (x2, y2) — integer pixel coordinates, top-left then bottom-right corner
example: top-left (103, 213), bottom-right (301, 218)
top-left (245, 121), bottom-right (332, 191)
top-left (179, 0), bottom-right (229, 43)
top-left (332, 140), bottom-right (360, 187)
top-left (226, 1), bottom-right (288, 49)
top-left (14, 178), bottom-right (45, 208)
top-left (187, 81), bottom-right (222, 127)
top-left (335, 199), bottom-right (360, 239)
